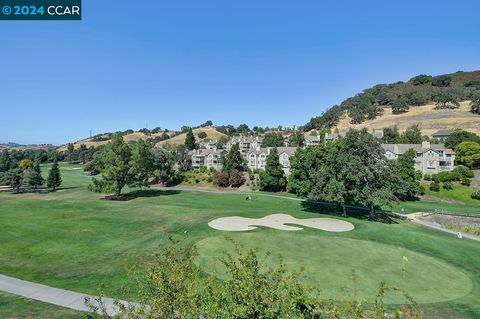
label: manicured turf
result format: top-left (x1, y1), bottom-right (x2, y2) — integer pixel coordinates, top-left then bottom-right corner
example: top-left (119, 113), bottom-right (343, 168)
top-left (196, 234), bottom-right (473, 304)
top-left (0, 292), bottom-right (82, 318)
top-left (0, 163), bottom-right (479, 318)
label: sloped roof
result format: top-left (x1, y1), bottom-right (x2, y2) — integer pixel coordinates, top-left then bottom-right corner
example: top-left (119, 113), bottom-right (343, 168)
top-left (432, 129), bottom-right (453, 137)
top-left (382, 143), bottom-right (455, 155)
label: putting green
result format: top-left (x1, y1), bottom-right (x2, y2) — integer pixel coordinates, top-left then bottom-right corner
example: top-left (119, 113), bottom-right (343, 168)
top-left (196, 233), bottom-right (473, 304)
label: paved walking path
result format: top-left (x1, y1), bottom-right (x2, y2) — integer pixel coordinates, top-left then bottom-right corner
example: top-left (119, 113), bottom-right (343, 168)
top-left (410, 218), bottom-right (480, 242)
top-left (0, 274), bottom-right (123, 316)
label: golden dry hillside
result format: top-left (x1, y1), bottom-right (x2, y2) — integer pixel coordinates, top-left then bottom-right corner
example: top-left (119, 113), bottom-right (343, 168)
top-left (156, 127), bottom-right (227, 147)
top-left (57, 131), bottom-right (169, 151)
top-left (334, 101), bottom-right (480, 136)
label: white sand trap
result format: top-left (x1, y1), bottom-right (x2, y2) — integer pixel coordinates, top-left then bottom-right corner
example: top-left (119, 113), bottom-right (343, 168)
top-left (208, 214), bottom-right (354, 232)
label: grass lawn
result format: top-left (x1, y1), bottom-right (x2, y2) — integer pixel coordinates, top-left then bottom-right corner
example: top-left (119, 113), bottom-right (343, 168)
top-left (0, 292), bottom-right (83, 319)
top-left (0, 163), bottom-right (479, 318)
top-left (390, 183), bottom-right (480, 216)
top-left (422, 183), bottom-right (480, 205)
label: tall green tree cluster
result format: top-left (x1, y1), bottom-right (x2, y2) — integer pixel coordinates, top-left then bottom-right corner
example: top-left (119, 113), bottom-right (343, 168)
top-left (184, 128), bottom-right (196, 150)
top-left (288, 129), bottom-right (419, 215)
top-left (213, 143), bottom-right (246, 188)
top-left (259, 148), bottom-right (287, 192)
top-left (88, 134), bottom-right (178, 197)
top-left (0, 159), bottom-right (58, 193)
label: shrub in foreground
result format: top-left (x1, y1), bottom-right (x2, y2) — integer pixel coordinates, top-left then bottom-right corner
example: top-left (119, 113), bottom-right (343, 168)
top-left (89, 241), bottom-right (423, 319)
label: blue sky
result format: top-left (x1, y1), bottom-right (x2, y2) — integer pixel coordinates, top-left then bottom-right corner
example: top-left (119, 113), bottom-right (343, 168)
top-left (1, 0), bottom-right (479, 145)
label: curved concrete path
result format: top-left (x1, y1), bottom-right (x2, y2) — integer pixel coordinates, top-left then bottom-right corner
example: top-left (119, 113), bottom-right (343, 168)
top-left (0, 274), bottom-right (122, 316)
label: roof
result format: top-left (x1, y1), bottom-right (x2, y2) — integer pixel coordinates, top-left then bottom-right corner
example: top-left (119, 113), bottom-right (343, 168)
top-left (229, 135), bottom-right (262, 144)
top-left (382, 143), bottom-right (455, 155)
top-left (247, 148), bottom-right (268, 155)
top-left (189, 149), bottom-right (225, 157)
top-left (432, 129), bottom-right (453, 137)
top-left (276, 147), bottom-right (297, 156)
top-left (305, 135), bottom-right (320, 141)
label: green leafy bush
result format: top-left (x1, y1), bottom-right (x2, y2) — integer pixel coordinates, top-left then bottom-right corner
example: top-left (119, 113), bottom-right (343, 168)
top-left (442, 182), bottom-right (453, 190)
top-left (471, 189), bottom-right (480, 200)
top-left (429, 182), bottom-right (440, 192)
top-left (461, 178), bottom-right (471, 186)
top-left (423, 174), bottom-right (432, 181)
top-left (453, 165), bottom-right (475, 178)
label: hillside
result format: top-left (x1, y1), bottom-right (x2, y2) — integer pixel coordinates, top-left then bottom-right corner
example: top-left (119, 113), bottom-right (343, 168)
top-left (335, 101), bottom-right (480, 135)
top-left (0, 143), bottom-right (55, 151)
top-left (304, 70), bottom-right (480, 132)
top-left (156, 127), bottom-right (227, 147)
top-left (57, 131), bottom-right (170, 151)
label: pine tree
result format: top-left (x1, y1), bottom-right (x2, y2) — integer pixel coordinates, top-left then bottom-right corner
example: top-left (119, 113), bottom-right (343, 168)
top-left (259, 148), bottom-right (287, 192)
top-left (223, 143), bottom-right (245, 172)
top-left (25, 162), bottom-right (44, 189)
top-left (184, 128), bottom-right (196, 150)
top-left (47, 161), bottom-right (62, 191)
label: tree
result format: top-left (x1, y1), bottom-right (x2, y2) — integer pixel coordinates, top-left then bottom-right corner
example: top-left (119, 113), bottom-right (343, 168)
top-left (89, 133), bottom-right (133, 197)
top-left (432, 91), bottom-right (460, 109)
top-left (293, 130), bottom-right (399, 216)
top-left (391, 94), bottom-right (409, 114)
top-left (262, 132), bottom-right (285, 147)
top-left (0, 150), bottom-right (12, 173)
top-left (129, 140), bottom-right (154, 188)
top-left (197, 131), bottom-right (207, 139)
top-left (431, 75), bottom-right (452, 87)
top-left (78, 144), bottom-right (90, 164)
top-left (382, 126), bottom-right (400, 143)
top-left (152, 148), bottom-right (178, 186)
top-left (470, 90), bottom-right (480, 114)
top-left (65, 143), bottom-right (75, 162)
top-left (2, 168), bottom-right (24, 193)
top-left (400, 125), bottom-right (423, 144)
top-left (288, 146), bottom-right (326, 197)
top-left (455, 141), bottom-right (480, 169)
top-left (18, 159), bottom-right (33, 170)
top-left (223, 143), bottom-right (245, 172)
top-left (236, 123), bottom-right (250, 134)
top-left (47, 161), bottom-right (62, 191)
top-left (184, 128), bottom-right (196, 150)
top-left (409, 74), bottom-right (432, 85)
top-left (394, 149), bottom-right (421, 200)
top-left (259, 148), bottom-right (287, 192)
top-left (445, 130), bottom-right (480, 149)
top-left (405, 91), bottom-right (428, 106)
top-left (25, 162), bottom-right (44, 189)
top-left (287, 131), bottom-right (305, 147)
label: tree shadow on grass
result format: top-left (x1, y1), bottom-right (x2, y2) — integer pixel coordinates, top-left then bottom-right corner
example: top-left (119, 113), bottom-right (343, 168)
top-left (121, 189), bottom-right (182, 201)
top-left (301, 200), bottom-right (398, 224)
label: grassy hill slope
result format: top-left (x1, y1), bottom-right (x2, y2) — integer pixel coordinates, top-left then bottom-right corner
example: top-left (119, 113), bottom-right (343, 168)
top-left (57, 131), bottom-right (169, 151)
top-left (305, 70), bottom-right (480, 134)
top-left (156, 127), bottom-right (227, 147)
top-left (335, 101), bottom-right (480, 135)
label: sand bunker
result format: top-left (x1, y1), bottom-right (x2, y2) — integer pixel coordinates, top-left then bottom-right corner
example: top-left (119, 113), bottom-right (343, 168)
top-left (208, 214), bottom-right (354, 232)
